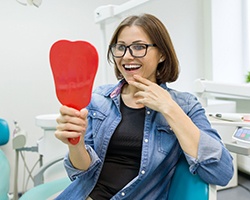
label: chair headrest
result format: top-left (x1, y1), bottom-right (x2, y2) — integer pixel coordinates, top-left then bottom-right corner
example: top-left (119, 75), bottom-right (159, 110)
top-left (0, 118), bottom-right (10, 145)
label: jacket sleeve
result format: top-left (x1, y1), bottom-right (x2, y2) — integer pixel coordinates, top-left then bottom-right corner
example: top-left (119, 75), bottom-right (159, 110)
top-left (64, 144), bottom-right (101, 181)
top-left (185, 131), bottom-right (234, 186)
top-left (182, 93), bottom-right (234, 186)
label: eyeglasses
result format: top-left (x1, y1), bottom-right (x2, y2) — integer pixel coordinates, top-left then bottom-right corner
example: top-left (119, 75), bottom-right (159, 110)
top-left (110, 43), bottom-right (156, 58)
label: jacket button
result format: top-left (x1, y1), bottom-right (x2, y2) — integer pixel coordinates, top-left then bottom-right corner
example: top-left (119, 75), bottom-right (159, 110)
top-left (121, 192), bottom-right (125, 196)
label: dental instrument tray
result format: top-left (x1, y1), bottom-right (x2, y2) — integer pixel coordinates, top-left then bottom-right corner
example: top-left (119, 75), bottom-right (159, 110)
top-left (232, 127), bottom-right (250, 146)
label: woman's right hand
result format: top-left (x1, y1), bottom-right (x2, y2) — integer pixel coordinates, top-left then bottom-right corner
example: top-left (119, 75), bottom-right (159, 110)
top-left (55, 105), bottom-right (88, 146)
top-left (55, 105), bottom-right (91, 170)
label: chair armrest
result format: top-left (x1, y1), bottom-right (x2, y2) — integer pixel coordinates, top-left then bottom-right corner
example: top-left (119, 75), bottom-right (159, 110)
top-left (34, 156), bottom-right (64, 186)
top-left (19, 177), bottom-right (71, 200)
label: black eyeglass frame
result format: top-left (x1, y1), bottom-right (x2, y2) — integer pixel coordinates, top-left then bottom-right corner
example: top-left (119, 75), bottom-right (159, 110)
top-left (109, 43), bottom-right (157, 58)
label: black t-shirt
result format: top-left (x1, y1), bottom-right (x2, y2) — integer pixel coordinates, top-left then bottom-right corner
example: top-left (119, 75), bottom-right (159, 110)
top-left (90, 98), bottom-right (145, 200)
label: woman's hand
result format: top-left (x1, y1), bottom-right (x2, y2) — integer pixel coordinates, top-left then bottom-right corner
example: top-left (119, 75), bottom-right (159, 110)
top-left (128, 75), bottom-right (174, 114)
top-left (55, 105), bottom-right (88, 146)
top-left (129, 75), bottom-right (200, 158)
top-left (55, 105), bottom-right (91, 170)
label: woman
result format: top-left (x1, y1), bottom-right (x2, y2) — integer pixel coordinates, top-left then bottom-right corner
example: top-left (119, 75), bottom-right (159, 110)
top-left (55, 13), bottom-right (234, 200)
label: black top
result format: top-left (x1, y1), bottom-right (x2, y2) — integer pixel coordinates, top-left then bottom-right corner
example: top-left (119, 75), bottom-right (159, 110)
top-left (90, 98), bottom-right (145, 200)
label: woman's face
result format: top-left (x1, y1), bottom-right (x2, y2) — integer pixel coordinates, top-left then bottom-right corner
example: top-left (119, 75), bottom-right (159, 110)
top-left (114, 25), bottom-right (163, 83)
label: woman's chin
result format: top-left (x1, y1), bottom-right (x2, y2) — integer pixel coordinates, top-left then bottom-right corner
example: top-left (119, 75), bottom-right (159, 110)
top-left (124, 76), bottom-right (136, 83)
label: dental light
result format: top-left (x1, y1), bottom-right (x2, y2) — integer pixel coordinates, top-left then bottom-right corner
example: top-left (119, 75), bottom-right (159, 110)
top-left (94, 0), bottom-right (152, 23)
top-left (16, 0), bottom-right (42, 8)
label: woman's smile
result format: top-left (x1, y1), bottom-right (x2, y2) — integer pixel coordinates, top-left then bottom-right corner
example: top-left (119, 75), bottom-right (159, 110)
top-left (123, 64), bottom-right (142, 71)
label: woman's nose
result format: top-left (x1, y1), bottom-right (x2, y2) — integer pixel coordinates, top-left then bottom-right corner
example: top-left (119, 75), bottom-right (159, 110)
top-left (123, 48), bottom-right (134, 59)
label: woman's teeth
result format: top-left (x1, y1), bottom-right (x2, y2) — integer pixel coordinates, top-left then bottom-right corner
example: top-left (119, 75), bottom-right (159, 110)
top-left (124, 64), bottom-right (141, 71)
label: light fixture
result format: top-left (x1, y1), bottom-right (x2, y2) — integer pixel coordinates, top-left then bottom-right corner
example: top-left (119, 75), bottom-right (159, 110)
top-left (94, 0), bottom-right (151, 23)
top-left (16, 0), bottom-right (42, 7)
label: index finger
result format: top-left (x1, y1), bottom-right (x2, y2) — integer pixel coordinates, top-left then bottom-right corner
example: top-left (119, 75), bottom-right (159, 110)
top-left (128, 75), bottom-right (153, 90)
top-left (59, 105), bottom-right (81, 117)
top-left (132, 75), bottom-right (152, 85)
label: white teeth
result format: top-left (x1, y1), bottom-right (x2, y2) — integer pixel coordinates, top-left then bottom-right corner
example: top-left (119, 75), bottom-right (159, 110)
top-left (124, 64), bottom-right (141, 69)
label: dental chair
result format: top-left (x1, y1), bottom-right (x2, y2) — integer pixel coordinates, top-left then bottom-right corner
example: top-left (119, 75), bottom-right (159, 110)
top-left (19, 157), bottom-right (71, 200)
top-left (169, 154), bottom-right (217, 200)
top-left (0, 118), bottom-right (10, 200)
top-left (19, 176), bottom-right (71, 200)
top-left (19, 154), bottom-right (216, 200)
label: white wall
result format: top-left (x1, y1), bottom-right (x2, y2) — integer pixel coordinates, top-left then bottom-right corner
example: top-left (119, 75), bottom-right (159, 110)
top-left (0, 0), bottom-right (111, 194)
top-left (204, 0), bottom-right (246, 83)
top-left (212, 0), bottom-right (244, 83)
top-left (0, 0), bottom-right (244, 195)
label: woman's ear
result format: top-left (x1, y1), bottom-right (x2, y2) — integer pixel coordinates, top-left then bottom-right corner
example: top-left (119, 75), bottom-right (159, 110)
top-left (159, 56), bottom-right (165, 63)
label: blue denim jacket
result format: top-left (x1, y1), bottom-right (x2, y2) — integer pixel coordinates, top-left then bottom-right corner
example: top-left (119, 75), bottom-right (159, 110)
top-left (56, 80), bottom-right (234, 200)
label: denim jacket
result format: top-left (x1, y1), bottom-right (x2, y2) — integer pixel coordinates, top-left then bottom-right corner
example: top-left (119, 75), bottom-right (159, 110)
top-left (56, 80), bottom-right (234, 200)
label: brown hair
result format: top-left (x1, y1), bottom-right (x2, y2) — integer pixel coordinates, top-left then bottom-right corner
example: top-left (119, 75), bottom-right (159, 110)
top-left (107, 13), bottom-right (179, 84)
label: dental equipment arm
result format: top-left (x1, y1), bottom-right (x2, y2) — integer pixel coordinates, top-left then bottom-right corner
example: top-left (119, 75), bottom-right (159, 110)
top-left (194, 79), bottom-right (250, 107)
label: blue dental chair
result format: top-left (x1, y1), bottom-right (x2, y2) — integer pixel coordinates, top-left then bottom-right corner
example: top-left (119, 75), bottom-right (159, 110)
top-left (19, 154), bottom-right (216, 200)
top-left (0, 118), bottom-right (10, 200)
top-left (168, 154), bottom-right (217, 200)
top-left (19, 157), bottom-right (71, 200)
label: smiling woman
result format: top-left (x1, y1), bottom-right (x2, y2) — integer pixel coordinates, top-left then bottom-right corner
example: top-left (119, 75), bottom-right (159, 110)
top-left (54, 13), bottom-right (234, 200)
top-left (107, 14), bottom-right (179, 84)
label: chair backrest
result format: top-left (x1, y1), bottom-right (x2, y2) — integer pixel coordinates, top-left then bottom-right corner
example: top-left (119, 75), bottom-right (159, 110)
top-left (0, 118), bottom-right (10, 200)
top-left (0, 118), bottom-right (10, 145)
top-left (168, 155), bottom-right (210, 200)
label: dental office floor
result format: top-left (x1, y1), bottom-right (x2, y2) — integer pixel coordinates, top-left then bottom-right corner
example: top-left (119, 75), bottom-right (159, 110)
top-left (218, 171), bottom-right (250, 200)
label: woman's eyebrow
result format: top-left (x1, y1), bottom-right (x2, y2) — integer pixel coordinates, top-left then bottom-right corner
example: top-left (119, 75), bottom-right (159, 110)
top-left (116, 40), bottom-right (147, 44)
top-left (116, 41), bottom-right (126, 44)
top-left (132, 40), bottom-right (146, 43)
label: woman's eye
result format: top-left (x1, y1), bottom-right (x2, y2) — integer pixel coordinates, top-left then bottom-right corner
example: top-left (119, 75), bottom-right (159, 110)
top-left (132, 45), bottom-right (146, 50)
top-left (117, 45), bottom-right (126, 51)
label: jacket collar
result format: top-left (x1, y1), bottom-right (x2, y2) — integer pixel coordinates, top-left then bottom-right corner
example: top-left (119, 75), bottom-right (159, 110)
top-left (97, 79), bottom-right (168, 98)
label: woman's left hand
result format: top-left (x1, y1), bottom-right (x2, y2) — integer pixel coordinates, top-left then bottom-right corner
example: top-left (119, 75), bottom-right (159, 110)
top-left (128, 75), bottom-right (174, 113)
top-left (129, 75), bottom-right (200, 158)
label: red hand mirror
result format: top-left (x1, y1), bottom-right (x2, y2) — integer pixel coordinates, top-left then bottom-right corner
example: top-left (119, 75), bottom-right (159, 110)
top-left (49, 40), bottom-right (98, 145)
